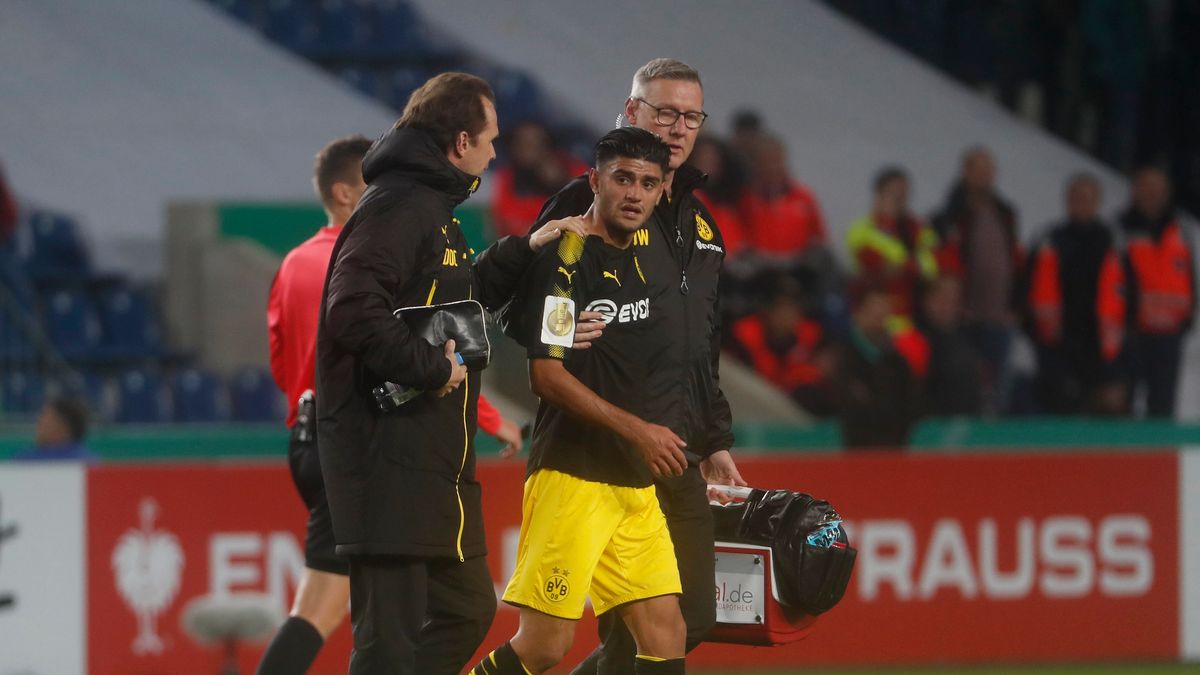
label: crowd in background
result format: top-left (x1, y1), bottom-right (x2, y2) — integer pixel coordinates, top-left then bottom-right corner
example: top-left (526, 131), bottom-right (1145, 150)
top-left (490, 114), bottom-right (1197, 448)
top-left (826, 0), bottom-right (1200, 217)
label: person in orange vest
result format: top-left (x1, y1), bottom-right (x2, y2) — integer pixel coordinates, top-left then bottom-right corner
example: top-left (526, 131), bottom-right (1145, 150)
top-left (847, 166), bottom-right (939, 320)
top-left (1119, 166), bottom-right (1196, 417)
top-left (1021, 173), bottom-right (1129, 415)
top-left (726, 276), bottom-right (834, 416)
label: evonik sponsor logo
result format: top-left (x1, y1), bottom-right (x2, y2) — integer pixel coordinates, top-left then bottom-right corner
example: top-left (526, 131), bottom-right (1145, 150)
top-left (584, 298), bottom-right (650, 324)
top-left (846, 513), bottom-right (1154, 601)
top-left (695, 239), bottom-right (724, 254)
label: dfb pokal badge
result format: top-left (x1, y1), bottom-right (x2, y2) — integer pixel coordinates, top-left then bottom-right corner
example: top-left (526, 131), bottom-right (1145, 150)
top-left (540, 296), bottom-right (576, 348)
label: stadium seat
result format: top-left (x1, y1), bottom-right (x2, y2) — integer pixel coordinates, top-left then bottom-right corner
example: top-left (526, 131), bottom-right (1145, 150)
top-left (0, 371), bottom-right (45, 416)
top-left (40, 288), bottom-right (103, 361)
top-left (171, 368), bottom-right (227, 423)
top-left (95, 285), bottom-right (164, 359)
top-left (229, 367), bottom-right (283, 422)
top-left (23, 211), bottom-right (91, 283)
top-left (311, 0), bottom-right (369, 58)
top-left (385, 64), bottom-right (433, 110)
top-left (115, 368), bottom-right (169, 424)
top-left (263, 0), bottom-right (317, 54)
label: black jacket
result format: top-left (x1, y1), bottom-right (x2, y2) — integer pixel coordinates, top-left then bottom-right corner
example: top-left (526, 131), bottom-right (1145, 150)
top-left (500, 164), bottom-right (734, 459)
top-left (316, 127), bottom-right (534, 559)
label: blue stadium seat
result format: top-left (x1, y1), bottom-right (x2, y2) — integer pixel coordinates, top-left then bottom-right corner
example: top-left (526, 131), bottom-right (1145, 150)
top-left (0, 371), bottom-right (44, 415)
top-left (229, 367), bottom-right (283, 422)
top-left (264, 0), bottom-right (318, 54)
top-left (171, 368), bottom-right (227, 423)
top-left (24, 211), bottom-right (90, 283)
top-left (335, 67), bottom-right (386, 100)
top-left (0, 310), bottom-right (35, 363)
top-left (385, 64), bottom-right (433, 109)
top-left (312, 0), bottom-right (370, 58)
top-left (41, 288), bottom-right (103, 360)
top-left (95, 285), bottom-right (164, 359)
top-left (491, 69), bottom-right (545, 126)
top-left (365, 0), bottom-right (448, 60)
top-left (115, 368), bottom-right (169, 424)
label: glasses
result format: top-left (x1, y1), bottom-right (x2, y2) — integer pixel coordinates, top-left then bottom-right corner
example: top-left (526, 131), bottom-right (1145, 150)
top-left (635, 98), bottom-right (708, 130)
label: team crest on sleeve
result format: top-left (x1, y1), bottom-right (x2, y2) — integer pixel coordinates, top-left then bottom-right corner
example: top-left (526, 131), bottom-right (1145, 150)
top-left (695, 213), bottom-right (714, 241)
top-left (541, 296), bottom-right (576, 347)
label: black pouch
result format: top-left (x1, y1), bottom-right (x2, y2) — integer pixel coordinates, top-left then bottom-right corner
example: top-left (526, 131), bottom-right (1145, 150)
top-left (712, 488), bottom-right (857, 615)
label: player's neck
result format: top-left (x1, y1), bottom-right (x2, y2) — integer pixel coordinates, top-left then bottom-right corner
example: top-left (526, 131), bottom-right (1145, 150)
top-left (593, 215), bottom-right (633, 249)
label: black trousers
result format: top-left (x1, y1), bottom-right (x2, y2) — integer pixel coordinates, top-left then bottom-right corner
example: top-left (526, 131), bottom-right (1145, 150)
top-left (572, 465), bottom-right (715, 675)
top-left (1131, 332), bottom-right (1185, 417)
top-left (347, 554), bottom-right (496, 675)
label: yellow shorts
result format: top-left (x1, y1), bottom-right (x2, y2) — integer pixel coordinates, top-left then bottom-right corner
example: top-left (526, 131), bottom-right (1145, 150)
top-left (502, 469), bottom-right (681, 619)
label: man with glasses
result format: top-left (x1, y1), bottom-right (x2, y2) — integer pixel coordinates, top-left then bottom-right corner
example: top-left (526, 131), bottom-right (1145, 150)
top-left (504, 58), bottom-right (744, 674)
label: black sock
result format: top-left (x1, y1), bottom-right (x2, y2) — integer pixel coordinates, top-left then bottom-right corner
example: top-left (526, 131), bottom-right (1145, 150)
top-left (471, 641), bottom-right (529, 675)
top-left (255, 616), bottom-right (324, 675)
top-left (634, 655), bottom-right (684, 674)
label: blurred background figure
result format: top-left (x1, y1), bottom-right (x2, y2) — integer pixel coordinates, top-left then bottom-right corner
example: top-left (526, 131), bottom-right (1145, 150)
top-left (1021, 172), bottom-right (1128, 415)
top-left (846, 165), bottom-right (938, 321)
top-left (726, 276), bottom-right (834, 417)
top-left (831, 283), bottom-right (924, 449)
top-left (688, 135), bottom-right (747, 257)
top-left (489, 121), bottom-right (587, 238)
top-left (933, 145), bottom-right (1022, 415)
top-left (920, 275), bottom-right (984, 417)
top-left (11, 397), bottom-right (95, 461)
top-left (1120, 166), bottom-right (1196, 417)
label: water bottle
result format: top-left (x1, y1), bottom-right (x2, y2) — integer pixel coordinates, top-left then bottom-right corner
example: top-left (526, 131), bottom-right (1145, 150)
top-left (373, 353), bottom-right (463, 411)
top-left (806, 511), bottom-right (844, 549)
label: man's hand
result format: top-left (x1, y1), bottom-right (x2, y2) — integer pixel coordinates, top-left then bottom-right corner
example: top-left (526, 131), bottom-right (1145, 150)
top-left (702, 449), bottom-right (747, 500)
top-left (573, 310), bottom-right (606, 349)
top-left (529, 216), bottom-right (590, 252)
top-left (435, 339), bottom-right (468, 397)
top-left (494, 417), bottom-right (524, 458)
top-left (627, 421), bottom-right (687, 478)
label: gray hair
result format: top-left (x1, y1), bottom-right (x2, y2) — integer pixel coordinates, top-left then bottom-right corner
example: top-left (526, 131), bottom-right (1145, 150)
top-left (630, 58), bottom-right (703, 98)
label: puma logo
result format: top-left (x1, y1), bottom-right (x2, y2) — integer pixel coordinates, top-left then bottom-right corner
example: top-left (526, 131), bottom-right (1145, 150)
top-left (603, 270), bottom-right (621, 287)
top-left (557, 266), bottom-right (575, 283)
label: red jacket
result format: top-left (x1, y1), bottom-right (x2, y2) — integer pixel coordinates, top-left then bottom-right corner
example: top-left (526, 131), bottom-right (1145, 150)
top-left (267, 224), bottom-right (503, 433)
top-left (730, 314), bottom-right (825, 392)
top-left (739, 182), bottom-right (826, 255)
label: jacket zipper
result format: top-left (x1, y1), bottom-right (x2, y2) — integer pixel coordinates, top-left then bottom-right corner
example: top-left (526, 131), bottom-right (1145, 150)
top-left (455, 369), bottom-right (468, 561)
top-left (425, 279), bottom-right (438, 305)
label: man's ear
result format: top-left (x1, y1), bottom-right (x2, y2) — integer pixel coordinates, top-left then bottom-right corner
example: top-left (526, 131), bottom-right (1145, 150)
top-left (330, 181), bottom-right (351, 207)
top-left (453, 130), bottom-right (471, 158)
top-left (588, 167), bottom-right (600, 194)
top-left (623, 97), bottom-right (639, 125)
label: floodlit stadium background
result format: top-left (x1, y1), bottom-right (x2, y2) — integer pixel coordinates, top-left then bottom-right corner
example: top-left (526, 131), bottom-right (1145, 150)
top-left (1, 1), bottom-right (1199, 673)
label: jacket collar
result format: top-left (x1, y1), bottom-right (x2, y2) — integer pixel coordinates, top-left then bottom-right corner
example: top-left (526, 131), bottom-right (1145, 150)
top-left (362, 127), bottom-right (481, 208)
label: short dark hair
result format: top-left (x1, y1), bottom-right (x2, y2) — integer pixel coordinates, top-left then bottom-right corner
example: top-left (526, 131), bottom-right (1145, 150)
top-left (594, 127), bottom-right (671, 175)
top-left (47, 397), bottom-right (89, 443)
top-left (1066, 171), bottom-right (1100, 193)
top-left (873, 165), bottom-right (909, 193)
top-left (313, 135), bottom-right (371, 204)
top-left (397, 72), bottom-right (496, 154)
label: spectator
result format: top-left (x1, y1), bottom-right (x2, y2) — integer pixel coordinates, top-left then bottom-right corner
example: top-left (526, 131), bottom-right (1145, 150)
top-left (687, 135), bottom-right (747, 255)
top-left (739, 134), bottom-right (827, 258)
top-left (726, 277), bottom-right (834, 416)
top-left (728, 108), bottom-right (764, 173)
top-left (920, 275), bottom-right (984, 416)
top-left (847, 166), bottom-right (938, 319)
top-left (1119, 166), bottom-right (1196, 418)
top-left (1021, 173), bottom-right (1128, 415)
top-left (11, 397), bottom-right (96, 462)
top-left (489, 121), bottom-right (587, 238)
top-left (0, 161), bottom-right (16, 244)
top-left (932, 145), bottom-right (1022, 414)
top-left (831, 284), bottom-right (923, 449)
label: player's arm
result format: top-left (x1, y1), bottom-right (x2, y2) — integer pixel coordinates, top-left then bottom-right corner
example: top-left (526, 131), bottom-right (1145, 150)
top-left (530, 359), bottom-right (685, 478)
top-left (266, 268), bottom-right (288, 392)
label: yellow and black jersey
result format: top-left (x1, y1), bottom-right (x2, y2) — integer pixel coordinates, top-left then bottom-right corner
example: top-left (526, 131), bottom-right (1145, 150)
top-left (521, 232), bottom-right (657, 487)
